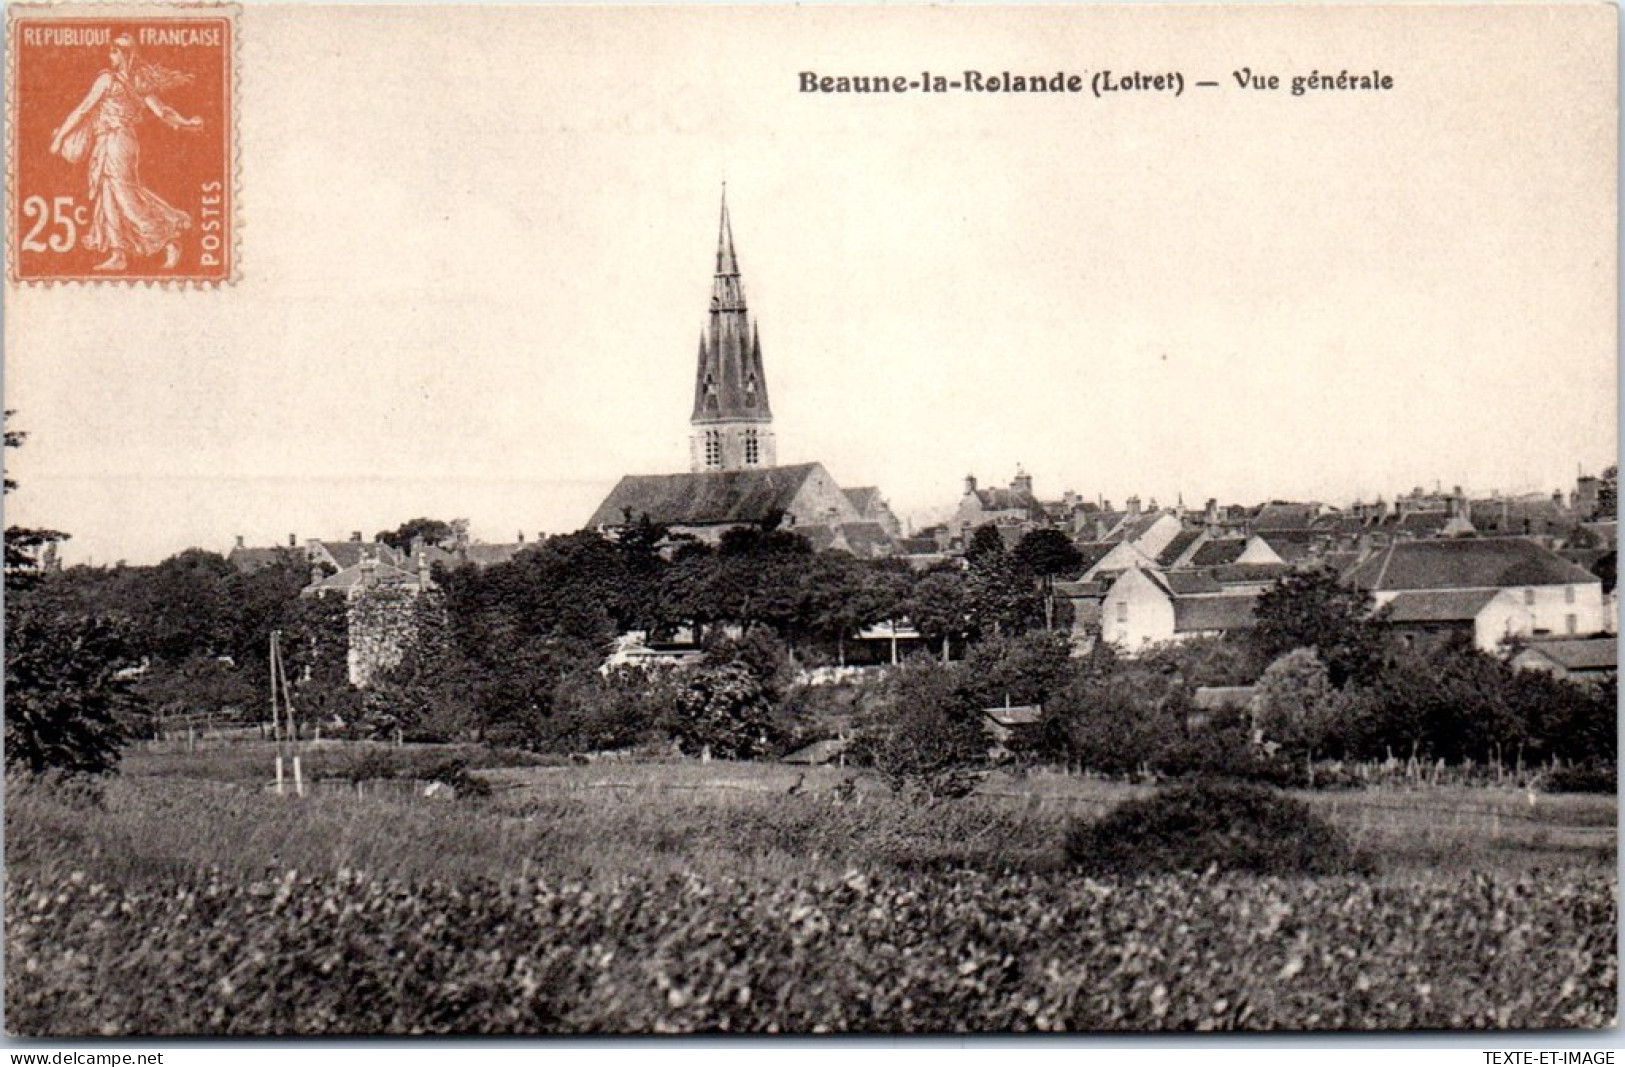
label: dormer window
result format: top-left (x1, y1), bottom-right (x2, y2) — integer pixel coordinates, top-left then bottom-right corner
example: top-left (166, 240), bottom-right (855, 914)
top-left (703, 374), bottom-right (719, 412)
top-left (745, 374), bottom-right (758, 408)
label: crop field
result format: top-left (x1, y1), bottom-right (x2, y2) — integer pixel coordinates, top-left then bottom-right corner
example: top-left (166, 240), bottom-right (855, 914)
top-left (5, 745), bottom-right (1618, 1035)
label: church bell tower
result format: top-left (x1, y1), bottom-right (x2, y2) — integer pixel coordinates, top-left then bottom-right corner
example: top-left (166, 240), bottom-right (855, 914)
top-left (690, 187), bottom-right (776, 473)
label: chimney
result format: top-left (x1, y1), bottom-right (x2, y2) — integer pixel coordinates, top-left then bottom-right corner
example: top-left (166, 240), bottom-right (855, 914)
top-left (350, 531), bottom-right (363, 543)
top-left (965, 474), bottom-right (978, 496)
top-left (517, 530), bottom-right (525, 543)
top-left (1126, 495), bottom-right (1141, 518)
top-left (1205, 498), bottom-right (1219, 527)
top-left (289, 533), bottom-right (297, 547)
top-left (235, 535), bottom-right (245, 549)
top-left (1011, 467), bottom-right (1033, 497)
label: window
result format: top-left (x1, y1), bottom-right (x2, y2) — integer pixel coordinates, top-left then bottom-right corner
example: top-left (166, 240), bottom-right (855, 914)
top-left (1524, 588), bottom-right (1536, 606)
top-left (704, 431), bottom-right (721, 468)
top-left (1565, 585), bottom-right (1576, 604)
top-left (744, 428), bottom-right (759, 466)
top-left (1116, 602), bottom-right (1128, 624)
top-left (1566, 614), bottom-right (1578, 635)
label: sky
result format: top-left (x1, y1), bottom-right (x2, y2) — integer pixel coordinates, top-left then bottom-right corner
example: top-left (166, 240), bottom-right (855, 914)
top-left (5, 4), bottom-right (1617, 565)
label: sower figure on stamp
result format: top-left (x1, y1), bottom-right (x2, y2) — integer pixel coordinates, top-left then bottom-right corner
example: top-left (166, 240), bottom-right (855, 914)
top-left (49, 33), bottom-right (203, 271)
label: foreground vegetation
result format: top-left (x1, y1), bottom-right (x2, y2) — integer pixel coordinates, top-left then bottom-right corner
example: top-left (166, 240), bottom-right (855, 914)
top-left (7, 754), bottom-right (1617, 1035)
top-left (9, 860), bottom-right (1614, 1035)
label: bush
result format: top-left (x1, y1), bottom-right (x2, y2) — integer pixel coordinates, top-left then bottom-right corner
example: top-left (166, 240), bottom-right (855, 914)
top-left (863, 657), bottom-right (987, 798)
top-left (669, 661), bottom-right (783, 760)
top-left (544, 668), bottom-right (677, 755)
top-left (1544, 762), bottom-right (1617, 794)
top-left (5, 598), bottom-right (137, 778)
top-left (1064, 779), bottom-right (1371, 877)
top-left (418, 757), bottom-right (492, 798)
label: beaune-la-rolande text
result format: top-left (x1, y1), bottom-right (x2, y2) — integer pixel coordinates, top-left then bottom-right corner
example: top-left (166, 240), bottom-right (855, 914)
top-left (799, 70), bottom-right (1175, 93)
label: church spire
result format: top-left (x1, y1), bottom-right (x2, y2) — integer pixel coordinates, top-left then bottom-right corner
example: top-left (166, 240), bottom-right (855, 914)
top-left (690, 187), bottom-right (775, 473)
top-left (711, 184), bottom-right (746, 313)
top-left (716, 183), bottom-right (739, 277)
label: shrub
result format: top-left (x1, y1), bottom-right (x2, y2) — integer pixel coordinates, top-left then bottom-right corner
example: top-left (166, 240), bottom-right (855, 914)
top-left (418, 757), bottom-right (492, 798)
top-left (669, 661), bottom-right (783, 760)
top-left (5, 598), bottom-right (137, 778)
top-left (544, 668), bottom-right (677, 755)
top-left (1544, 762), bottom-right (1617, 794)
top-left (1064, 779), bottom-right (1371, 877)
top-left (864, 657), bottom-right (987, 799)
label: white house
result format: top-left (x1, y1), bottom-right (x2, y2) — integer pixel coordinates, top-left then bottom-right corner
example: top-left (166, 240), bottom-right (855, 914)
top-left (1347, 538), bottom-right (1607, 651)
top-left (1099, 568), bottom-right (1258, 652)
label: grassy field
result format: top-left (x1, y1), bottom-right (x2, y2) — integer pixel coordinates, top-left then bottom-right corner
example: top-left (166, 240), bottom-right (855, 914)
top-left (6, 740), bottom-right (1618, 1032)
top-left (6, 744), bottom-right (1615, 1034)
top-left (8, 743), bottom-right (1614, 889)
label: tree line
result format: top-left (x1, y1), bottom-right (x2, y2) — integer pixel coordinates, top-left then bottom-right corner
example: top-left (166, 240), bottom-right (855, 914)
top-left (4, 451), bottom-right (1614, 787)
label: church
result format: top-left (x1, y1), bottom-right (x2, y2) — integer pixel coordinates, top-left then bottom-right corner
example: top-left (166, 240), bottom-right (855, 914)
top-left (586, 191), bottom-right (898, 554)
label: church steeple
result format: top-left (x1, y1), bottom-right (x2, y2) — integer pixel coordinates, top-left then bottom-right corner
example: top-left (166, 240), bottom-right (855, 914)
top-left (691, 186), bottom-right (775, 473)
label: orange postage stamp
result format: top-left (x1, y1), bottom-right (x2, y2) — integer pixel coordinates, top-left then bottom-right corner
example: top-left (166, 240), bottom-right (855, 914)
top-left (7, 5), bottom-right (236, 284)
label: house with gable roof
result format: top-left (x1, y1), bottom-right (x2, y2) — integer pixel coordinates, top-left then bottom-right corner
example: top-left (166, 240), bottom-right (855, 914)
top-left (1097, 567), bottom-right (1259, 652)
top-left (950, 469), bottom-right (1049, 544)
top-left (1346, 537), bottom-right (1607, 650)
top-left (301, 551), bottom-right (442, 688)
top-left (843, 487), bottom-right (902, 538)
top-left (1510, 636), bottom-right (1617, 686)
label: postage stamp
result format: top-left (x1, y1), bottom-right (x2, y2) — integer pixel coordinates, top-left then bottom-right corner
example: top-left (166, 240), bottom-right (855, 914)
top-left (7, 4), bottom-right (237, 284)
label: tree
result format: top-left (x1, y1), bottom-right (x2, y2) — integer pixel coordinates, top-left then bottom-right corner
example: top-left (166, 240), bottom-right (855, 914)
top-left (965, 523), bottom-right (1006, 565)
top-left (1597, 464), bottom-right (1618, 519)
top-left (864, 657), bottom-right (987, 798)
top-left (669, 661), bottom-right (782, 760)
top-left (963, 552), bottom-right (1044, 640)
top-left (5, 594), bottom-right (137, 777)
top-left (278, 592), bottom-right (360, 735)
top-left (1251, 648), bottom-right (1338, 761)
top-left (4, 411), bottom-right (133, 778)
top-left (1012, 528), bottom-right (1084, 630)
top-left (375, 517), bottom-right (463, 553)
top-left (799, 553), bottom-right (907, 665)
top-left (1345, 637), bottom-right (1525, 764)
top-left (1251, 567), bottom-right (1389, 687)
top-left (958, 630), bottom-right (1076, 711)
top-left (127, 549), bottom-right (238, 664)
top-left (546, 666), bottom-right (679, 755)
top-left (1046, 663), bottom-right (1181, 778)
top-left (906, 568), bottom-right (972, 662)
top-left (130, 655), bottom-right (259, 737)
top-left (3, 412), bottom-right (68, 589)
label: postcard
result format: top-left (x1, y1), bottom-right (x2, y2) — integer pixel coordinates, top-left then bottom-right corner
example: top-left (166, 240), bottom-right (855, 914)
top-left (3, 2), bottom-right (1616, 1038)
